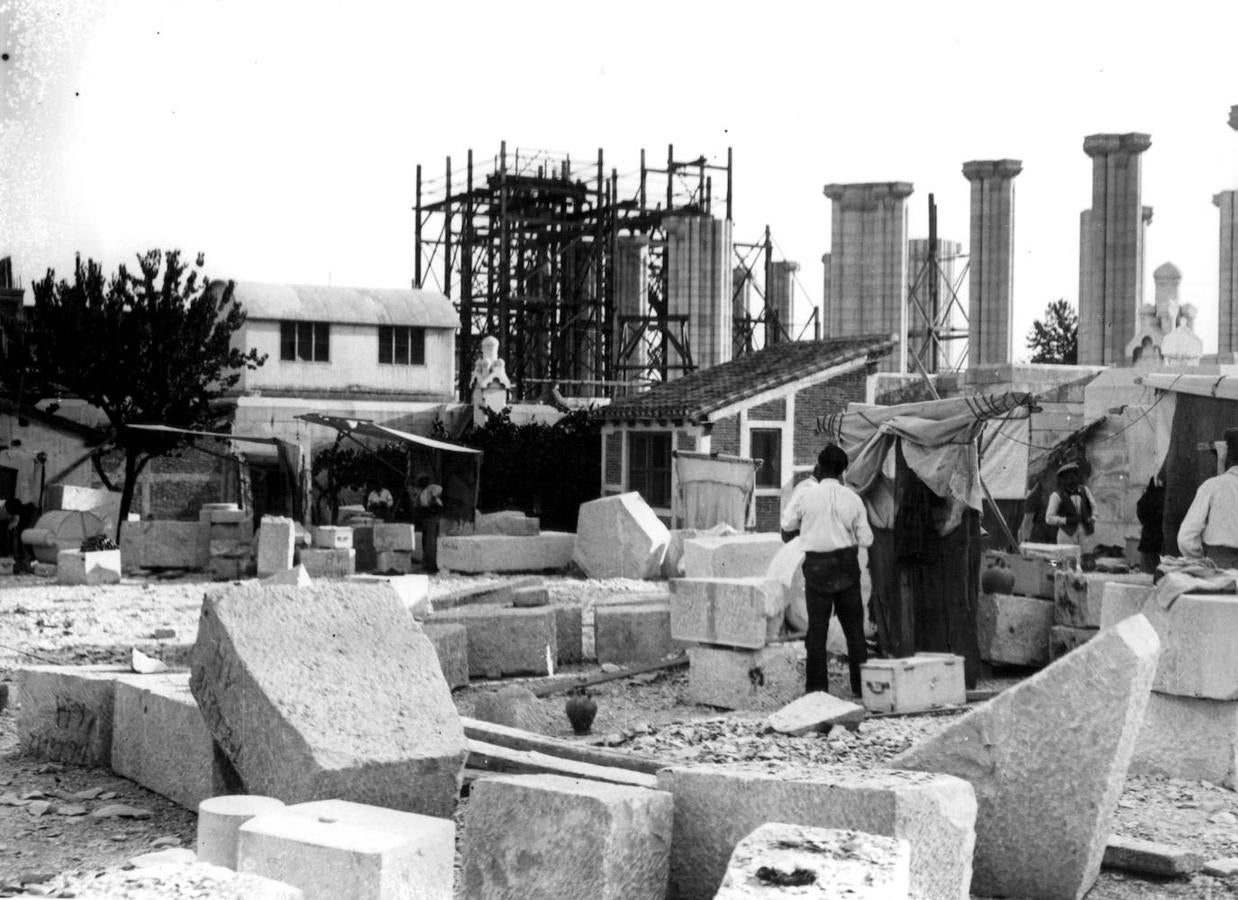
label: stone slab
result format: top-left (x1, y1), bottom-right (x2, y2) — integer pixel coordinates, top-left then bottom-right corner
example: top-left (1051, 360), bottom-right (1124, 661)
top-left (312, 525), bottom-right (353, 549)
top-left (860, 655), bottom-right (966, 714)
top-left (67, 862), bottom-right (304, 899)
top-left (1101, 583), bottom-right (1238, 700)
top-left (765, 692), bottom-right (865, 736)
top-left (1204, 857), bottom-right (1238, 877)
top-left (573, 493), bottom-right (669, 580)
top-left (1129, 691), bottom-right (1238, 789)
top-left (1054, 571), bottom-right (1152, 628)
top-left (121, 520), bottom-right (203, 570)
top-left (471, 685), bottom-right (551, 733)
top-left (430, 605), bottom-right (557, 678)
top-left (670, 577), bottom-right (784, 649)
top-left (715, 823), bottom-right (910, 899)
top-left (420, 622), bottom-right (468, 690)
top-left (1102, 835), bottom-right (1203, 877)
top-left (189, 583), bottom-right (466, 818)
top-left (257, 517), bottom-right (296, 578)
top-left (438, 532), bottom-right (575, 574)
top-left (198, 794), bottom-right (289, 869)
top-left (373, 524), bottom-right (416, 553)
top-left (656, 763), bottom-right (976, 900)
top-left (976, 593), bottom-right (1054, 667)
top-left (348, 574), bottom-right (432, 619)
top-left (687, 643), bottom-right (806, 711)
top-left (299, 548), bottom-right (356, 579)
top-left (891, 615), bottom-right (1160, 900)
top-left (16, 664), bottom-right (127, 766)
top-left (553, 605), bottom-right (583, 665)
top-left (595, 601), bottom-right (679, 666)
top-left (375, 550), bottom-right (415, 574)
top-left (462, 773), bottom-right (673, 900)
top-left (1049, 625), bottom-right (1097, 661)
top-left (474, 511), bottom-right (540, 536)
top-left (681, 533), bottom-right (786, 579)
top-left (511, 585), bottom-right (549, 607)
top-left (56, 548), bottom-right (121, 585)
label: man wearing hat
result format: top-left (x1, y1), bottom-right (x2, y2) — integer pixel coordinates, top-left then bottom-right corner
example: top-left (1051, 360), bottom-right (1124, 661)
top-left (1045, 461), bottom-right (1097, 546)
top-left (779, 444), bottom-right (873, 698)
top-left (1178, 427), bottom-right (1238, 567)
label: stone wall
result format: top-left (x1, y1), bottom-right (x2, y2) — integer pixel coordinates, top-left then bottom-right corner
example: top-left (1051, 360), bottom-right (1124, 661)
top-left (793, 371), bottom-right (868, 465)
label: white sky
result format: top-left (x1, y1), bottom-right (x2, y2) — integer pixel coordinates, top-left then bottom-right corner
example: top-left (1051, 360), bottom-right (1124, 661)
top-left (3, 0), bottom-right (1237, 359)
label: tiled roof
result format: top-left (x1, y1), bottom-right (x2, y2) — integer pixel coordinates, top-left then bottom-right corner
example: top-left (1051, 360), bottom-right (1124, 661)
top-left (598, 335), bottom-right (896, 423)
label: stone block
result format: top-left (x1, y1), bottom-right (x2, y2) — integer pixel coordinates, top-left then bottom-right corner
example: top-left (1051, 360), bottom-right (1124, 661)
top-left (715, 823), bottom-right (910, 899)
top-left (438, 532), bottom-right (575, 574)
top-left (299, 548), bottom-right (356, 579)
top-left (1129, 691), bottom-right (1238, 789)
top-left (312, 526), bottom-right (353, 550)
top-left (554, 605), bottom-right (583, 665)
top-left (257, 517), bottom-right (296, 577)
top-left (1054, 571), bottom-right (1152, 628)
top-left (662, 529), bottom-right (700, 578)
top-left (420, 623), bottom-right (468, 689)
top-left (372, 524), bottom-right (416, 553)
top-left (351, 525), bottom-right (376, 572)
top-left (573, 493), bottom-right (669, 580)
top-left (348, 574), bottom-right (431, 619)
top-left (860, 654), bottom-right (966, 714)
top-left (596, 600), bottom-right (678, 666)
top-left (982, 551), bottom-right (1061, 600)
top-left (189, 583), bottom-right (466, 817)
top-left (471, 685), bottom-right (551, 732)
top-left (209, 519), bottom-right (255, 544)
top-left (239, 799), bottom-right (454, 900)
top-left (511, 585), bottom-right (549, 607)
top-left (56, 548), bottom-right (121, 585)
top-left (474, 510), bottom-right (540, 536)
top-left (431, 604), bottom-right (557, 678)
top-left (765, 692), bottom-right (865, 736)
top-left (1103, 835), bottom-right (1203, 877)
top-left (670, 577), bottom-right (784, 649)
top-left (681, 533), bottom-right (785, 579)
top-left (210, 539), bottom-right (251, 559)
top-left (976, 593), bottom-right (1054, 667)
top-left (209, 555), bottom-right (250, 582)
top-left (210, 507), bottom-right (249, 524)
top-left (111, 672), bottom-right (231, 810)
top-left (462, 774), bottom-right (673, 900)
top-left (1101, 583), bottom-right (1238, 700)
top-left (263, 565), bottom-right (313, 587)
top-left (687, 643), bottom-right (805, 711)
top-left (891, 615), bottom-right (1160, 900)
top-left (120, 520), bottom-right (203, 570)
top-left (656, 763), bottom-right (976, 900)
top-left (375, 550), bottom-right (415, 574)
top-left (1020, 541), bottom-right (1081, 565)
top-left (16, 664), bottom-right (126, 766)
top-left (198, 794), bottom-right (288, 869)
top-left (1049, 624), bottom-right (1097, 660)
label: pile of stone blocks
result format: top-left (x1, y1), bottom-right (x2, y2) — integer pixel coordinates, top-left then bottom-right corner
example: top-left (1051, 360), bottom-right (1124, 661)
top-left (437, 532), bottom-right (575, 574)
top-left (203, 504), bottom-right (254, 581)
top-left (573, 493), bottom-right (669, 579)
top-left (120, 520), bottom-right (203, 571)
top-left (299, 526), bottom-right (356, 578)
top-left (373, 523), bottom-right (416, 574)
top-left (56, 547), bottom-right (122, 585)
top-left (1102, 582), bottom-right (1238, 788)
top-left (1050, 570), bottom-right (1152, 660)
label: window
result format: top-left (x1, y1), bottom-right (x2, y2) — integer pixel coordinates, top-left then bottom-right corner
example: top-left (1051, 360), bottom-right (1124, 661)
top-left (279, 321), bottom-right (330, 362)
top-left (750, 428), bottom-right (782, 488)
top-left (378, 326), bottom-right (426, 365)
top-left (628, 431), bottom-right (672, 509)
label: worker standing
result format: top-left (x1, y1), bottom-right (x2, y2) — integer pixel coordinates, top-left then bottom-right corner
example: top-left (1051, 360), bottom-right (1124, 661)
top-left (1044, 462), bottom-right (1097, 547)
top-left (1178, 428), bottom-right (1238, 568)
top-left (779, 445), bottom-right (873, 698)
top-left (412, 473), bottom-right (444, 575)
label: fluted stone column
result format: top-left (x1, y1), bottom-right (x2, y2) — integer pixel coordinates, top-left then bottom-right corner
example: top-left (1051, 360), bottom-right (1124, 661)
top-left (822, 182), bottom-right (914, 372)
top-left (1079, 132), bottom-right (1152, 365)
top-left (1216, 191), bottom-right (1238, 356)
top-left (962, 159), bottom-right (1022, 367)
top-left (765, 260), bottom-right (800, 345)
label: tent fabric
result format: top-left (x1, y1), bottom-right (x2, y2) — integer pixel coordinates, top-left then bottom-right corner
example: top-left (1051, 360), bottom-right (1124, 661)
top-left (295, 413), bottom-right (482, 455)
top-left (978, 415), bottom-right (1030, 501)
top-left (673, 451), bottom-right (758, 531)
top-left (1139, 372), bottom-right (1238, 402)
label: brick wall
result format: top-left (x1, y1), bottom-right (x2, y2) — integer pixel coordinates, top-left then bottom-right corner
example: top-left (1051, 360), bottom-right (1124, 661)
top-left (676, 430), bottom-right (697, 452)
top-left (603, 432), bottom-right (622, 484)
top-left (139, 447), bottom-right (229, 520)
top-left (755, 495), bottom-right (781, 532)
top-left (747, 398), bottom-right (786, 421)
top-left (711, 415), bottom-right (740, 456)
top-left (793, 371), bottom-right (868, 465)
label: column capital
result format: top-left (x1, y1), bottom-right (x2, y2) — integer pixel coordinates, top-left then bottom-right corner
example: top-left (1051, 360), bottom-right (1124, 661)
top-left (962, 159), bottom-right (1023, 181)
top-left (1215, 190), bottom-right (1238, 207)
top-left (823, 181), bottom-right (914, 206)
top-left (1142, 206), bottom-right (1154, 225)
top-left (1083, 133), bottom-right (1152, 157)
top-left (1229, 105), bottom-right (1238, 131)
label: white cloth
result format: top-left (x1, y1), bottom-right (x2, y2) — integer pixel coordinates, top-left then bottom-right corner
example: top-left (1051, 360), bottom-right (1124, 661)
top-left (673, 453), bottom-right (756, 531)
top-left (366, 488), bottom-right (393, 508)
top-left (1178, 468), bottom-right (1238, 558)
top-left (779, 477), bottom-right (873, 553)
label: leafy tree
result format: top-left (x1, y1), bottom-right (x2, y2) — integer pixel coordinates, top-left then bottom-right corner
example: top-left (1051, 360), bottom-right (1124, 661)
top-left (1027, 299), bottom-right (1079, 364)
top-left (0, 250), bottom-right (266, 533)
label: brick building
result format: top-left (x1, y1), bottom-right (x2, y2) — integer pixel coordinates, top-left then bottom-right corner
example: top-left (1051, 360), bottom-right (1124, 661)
top-left (596, 336), bottom-right (895, 530)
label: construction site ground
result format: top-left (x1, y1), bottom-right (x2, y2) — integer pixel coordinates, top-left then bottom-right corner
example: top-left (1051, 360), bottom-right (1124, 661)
top-left (0, 572), bottom-right (1234, 898)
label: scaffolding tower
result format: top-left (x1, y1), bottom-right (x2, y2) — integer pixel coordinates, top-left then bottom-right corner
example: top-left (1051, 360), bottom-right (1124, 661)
top-left (905, 194), bottom-right (970, 376)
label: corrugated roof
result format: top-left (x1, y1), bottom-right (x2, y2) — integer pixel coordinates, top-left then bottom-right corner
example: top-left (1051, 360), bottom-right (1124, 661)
top-left (229, 281), bottom-right (458, 328)
top-left (598, 335), bottom-right (896, 423)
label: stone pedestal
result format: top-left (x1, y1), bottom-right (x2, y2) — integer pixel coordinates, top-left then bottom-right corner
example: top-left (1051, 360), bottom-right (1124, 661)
top-left (963, 159), bottom-right (1022, 367)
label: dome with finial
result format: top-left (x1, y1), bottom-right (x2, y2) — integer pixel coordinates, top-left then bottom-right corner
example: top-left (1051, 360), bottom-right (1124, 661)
top-left (1153, 262), bottom-right (1181, 282)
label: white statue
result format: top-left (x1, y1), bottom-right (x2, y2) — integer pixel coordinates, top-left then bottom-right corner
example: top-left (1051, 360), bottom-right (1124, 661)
top-left (470, 335), bottom-right (512, 390)
top-left (1161, 303), bottom-right (1203, 366)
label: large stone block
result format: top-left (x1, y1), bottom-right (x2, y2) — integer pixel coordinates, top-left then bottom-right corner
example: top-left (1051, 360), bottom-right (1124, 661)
top-left (1101, 583), bottom-right (1238, 700)
top-left (573, 493), bottom-right (670, 580)
top-left (681, 533), bottom-right (785, 579)
top-left (474, 510), bottom-right (540, 536)
top-left (348, 574), bottom-right (431, 619)
top-left (16, 664), bottom-right (126, 766)
top-left (1049, 624), bottom-right (1097, 660)
top-left (372, 524), bottom-right (416, 553)
top-left (670, 577), bottom-right (784, 649)
top-left (438, 533), bottom-right (575, 574)
top-left (420, 623), bottom-right (468, 689)
top-left (56, 548), bottom-right (122, 585)
top-left (891, 615), bottom-right (1160, 900)
top-left (462, 774), bottom-right (673, 900)
top-left (656, 763), bottom-right (976, 900)
top-left (121, 520), bottom-right (203, 570)
top-left (430, 605), bottom-right (557, 678)
top-left (596, 600), bottom-right (678, 665)
top-left (687, 643), bottom-right (805, 711)
top-left (299, 548), bottom-right (356, 579)
top-left (189, 583), bottom-right (466, 818)
top-left (471, 686), bottom-right (551, 733)
top-left (198, 794), bottom-right (288, 869)
top-left (1129, 691), bottom-right (1238, 789)
top-left (976, 593), bottom-right (1054, 667)
top-left (375, 550), bottom-right (415, 574)
top-left (1054, 571), bottom-right (1151, 628)
top-left (553, 605), bottom-right (583, 664)
top-left (312, 525), bottom-right (353, 549)
top-left (257, 517), bottom-right (296, 578)
top-left (715, 823), bottom-right (910, 899)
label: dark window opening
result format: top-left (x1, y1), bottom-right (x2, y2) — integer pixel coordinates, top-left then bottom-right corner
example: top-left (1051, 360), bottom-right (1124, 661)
top-left (628, 431), bottom-right (672, 508)
top-left (378, 326), bottom-right (426, 365)
top-left (281, 320), bottom-right (329, 362)
top-left (751, 428), bottom-right (782, 488)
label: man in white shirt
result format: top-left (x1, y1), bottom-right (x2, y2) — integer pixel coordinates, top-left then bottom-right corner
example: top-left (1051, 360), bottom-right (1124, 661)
top-left (780, 445), bottom-right (874, 697)
top-left (1178, 428), bottom-right (1238, 568)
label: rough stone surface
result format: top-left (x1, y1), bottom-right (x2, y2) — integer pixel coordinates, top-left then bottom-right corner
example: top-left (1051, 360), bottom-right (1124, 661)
top-left (681, 533), bottom-right (786, 579)
top-left (298, 548), bottom-right (356, 579)
top-left (16, 664), bottom-right (127, 766)
top-left (312, 525), bottom-right (353, 549)
top-left (262, 564), bottom-right (313, 587)
top-left (349, 574), bottom-right (432, 619)
top-left (189, 583), bottom-right (466, 818)
top-left (1102, 834), bottom-right (1203, 876)
top-left (687, 643), bottom-right (806, 711)
top-left (573, 493), bottom-right (670, 580)
top-left (1054, 571), bottom-right (1151, 628)
top-left (656, 763), bottom-right (976, 900)
top-left (663, 529), bottom-right (700, 578)
top-left (462, 774), bottom-right (673, 900)
top-left (56, 548), bottom-right (122, 585)
top-left (766, 692), bottom-right (865, 736)
top-left (257, 517), bottom-right (296, 577)
top-left (715, 823), bottom-right (911, 899)
top-left (670, 577), bottom-right (784, 649)
top-left (373, 523), bottom-right (417, 552)
top-left (62, 862), bottom-right (305, 898)
top-left (1102, 583), bottom-right (1238, 700)
top-left (438, 533), bottom-right (575, 574)
top-left (595, 600), bottom-right (678, 665)
top-left (976, 593), bottom-right (1054, 667)
top-left (471, 685), bottom-right (552, 732)
top-left (474, 511), bottom-right (540, 536)
top-left (1049, 624), bottom-right (1097, 661)
top-left (375, 550), bottom-right (415, 574)
top-left (421, 622), bottom-right (469, 689)
top-left (430, 604), bottom-right (557, 678)
top-left (121, 520), bottom-right (203, 570)
top-left (891, 615), bottom-right (1160, 900)
top-left (553, 605), bottom-right (583, 665)
top-left (1204, 857), bottom-right (1238, 877)
top-left (1129, 691), bottom-right (1238, 788)
top-left (198, 794), bottom-right (288, 869)
top-left (860, 655), bottom-right (966, 714)
top-left (511, 585), bottom-right (549, 607)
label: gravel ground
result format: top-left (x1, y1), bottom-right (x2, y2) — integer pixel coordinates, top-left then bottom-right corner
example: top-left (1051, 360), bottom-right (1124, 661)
top-left (0, 571), bottom-right (1235, 898)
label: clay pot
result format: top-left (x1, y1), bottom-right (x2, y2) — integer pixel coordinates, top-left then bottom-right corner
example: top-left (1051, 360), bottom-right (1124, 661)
top-left (980, 558), bottom-right (1016, 595)
top-left (565, 691), bottom-right (598, 735)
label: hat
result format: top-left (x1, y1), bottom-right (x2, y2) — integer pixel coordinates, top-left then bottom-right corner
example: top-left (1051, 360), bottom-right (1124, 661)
top-left (1056, 462), bottom-right (1080, 476)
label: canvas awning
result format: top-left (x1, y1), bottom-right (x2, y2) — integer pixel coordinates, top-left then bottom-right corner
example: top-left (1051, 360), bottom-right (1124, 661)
top-left (294, 414), bottom-right (482, 455)
top-left (1137, 372), bottom-right (1238, 401)
top-left (125, 423), bottom-right (285, 446)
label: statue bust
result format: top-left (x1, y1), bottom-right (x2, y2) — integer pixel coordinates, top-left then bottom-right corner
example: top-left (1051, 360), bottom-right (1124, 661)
top-left (1161, 303), bottom-right (1203, 366)
top-left (470, 335), bottom-right (511, 390)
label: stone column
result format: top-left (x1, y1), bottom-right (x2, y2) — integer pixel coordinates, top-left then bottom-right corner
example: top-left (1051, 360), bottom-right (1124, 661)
top-left (962, 159), bottom-right (1022, 367)
top-left (1079, 132), bottom-right (1152, 365)
top-left (613, 236), bottom-right (649, 374)
top-left (822, 182), bottom-right (914, 372)
top-left (1216, 191), bottom-right (1238, 357)
top-left (765, 260), bottom-right (799, 346)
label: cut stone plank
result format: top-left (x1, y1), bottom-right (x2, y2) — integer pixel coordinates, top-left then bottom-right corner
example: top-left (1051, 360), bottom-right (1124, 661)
top-left (1049, 624), bottom-right (1097, 661)
top-left (715, 822), bottom-right (910, 899)
top-left (466, 740), bottom-right (659, 789)
top-left (460, 717), bottom-right (666, 777)
top-left (1020, 542), bottom-right (1081, 565)
top-left (512, 585), bottom-right (549, 607)
top-left (421, 623), bottom-right (469, 690)
top-left (1102, 834), bottom-right (1203, 877)
top-left (1054, 571), bottom-right (1152, 628)
top-left (687, 643), bottom-right (805, 712)
top-left (433, 576), bottom-right (544, 611)
top-left (256, 517), bottom-right (296, 578)
top-left (430, 605), bottom-right (557, 678)
top-left (573, 493), bottom-right (669, 580)
top-left (1129, 691), bottom-right (1238, 789)
top-left (461, 773), bottom-right (673, 900)
top-left (595, 601), bottom-right (678, 666)
top-left (1204, 857), bottom-right (1238, 877)
top-left (977, 593), bottom-right (1054, 667)
top-left (656, 763), bottom-right (976, 900)
top-left (374, 550), bottom-right (415, 574)
top-left (438, 532), bottom-right (575, 573)
top-left (198, 794), bottom-right (288, 869)
top-left (681, 533), bottom-right (785, 579)
top-left (189, 583), bottom-right (466, 818)
top-left (891, 614), bottom-right (1160, 900)
top-left (765, 691), bottom-right (865, 736)
top-left (474, 511), bottom-right (540, 536)
top-left (670, 577), bottom-right (784, 649)
top-left (16, 664), bottom-right (128, 766)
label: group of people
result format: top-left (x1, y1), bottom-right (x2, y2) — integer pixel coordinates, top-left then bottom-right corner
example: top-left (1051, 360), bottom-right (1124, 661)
top-left (365, 474), bottom-right (445, 574)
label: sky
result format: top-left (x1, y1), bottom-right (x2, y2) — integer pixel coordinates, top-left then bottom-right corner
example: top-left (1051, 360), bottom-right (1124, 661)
top-left (3, 0), bottom-right (1237, 360)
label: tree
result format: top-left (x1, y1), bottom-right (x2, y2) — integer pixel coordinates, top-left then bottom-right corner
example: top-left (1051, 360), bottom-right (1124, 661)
top-left (1027, 299), bottom-right (1079, 364)
top-left (0, 250), bottom-right (266, 532)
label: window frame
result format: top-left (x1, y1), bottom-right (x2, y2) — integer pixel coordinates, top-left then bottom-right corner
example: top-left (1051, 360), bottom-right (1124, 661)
top-left (279, 320), bottom-right (330, 362)
top-left (377, 325), bottom-right (427, 366)
top-left (627, 430), bottom-right (672, 509)
top-left (750, 427), bottom-right (782, 489)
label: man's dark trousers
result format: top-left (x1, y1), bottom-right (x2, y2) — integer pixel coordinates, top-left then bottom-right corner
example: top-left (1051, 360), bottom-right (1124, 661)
top-left (802, 548), bottom-right (867, 697)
